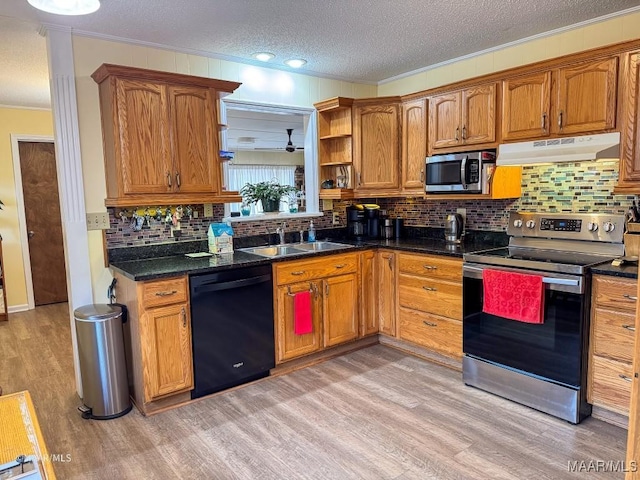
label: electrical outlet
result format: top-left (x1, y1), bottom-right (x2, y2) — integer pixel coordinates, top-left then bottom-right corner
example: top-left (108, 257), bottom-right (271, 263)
top-left (332, 212), bottom-right (340, 225)
top-left (456, 208), bottom-right (467, 227)
top-left (203, 203), bottom-right (213, 217)
top-left (86, 212), bottom-right (110, 230)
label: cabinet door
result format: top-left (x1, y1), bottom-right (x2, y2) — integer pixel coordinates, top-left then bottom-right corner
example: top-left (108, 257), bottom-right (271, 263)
top-left (555, 57), bottom-right (618, 135)
top-left (428, 91), bottom-right (461, 150)
top-left (359, 250), bottom-right (378, 336)
top-left (377, 250), bottom-right (397, 336)
top-left (501, 72), bottom-right (552, 141)
top-left (616, 52), bottom-right (640, 189)
top-left (323, 273), bottom-right (359, 347)
top-left (461, 84), bottom-right (496, 145)
top-left (275, 281), bottom-right (323, 363)
top-left (140, 303), bottom-right (193, 401)
top-left (115, 78), bottom-right (172, 194)
top-left (401, 98), bottom-right (427, 193)
top-left (353, 103), bottom-right (400, 191)
top-left (168, 85), bottom-right (220, 194)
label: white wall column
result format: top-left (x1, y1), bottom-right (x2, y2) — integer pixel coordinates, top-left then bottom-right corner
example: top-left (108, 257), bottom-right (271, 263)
top-left (43, 25), bottom-right (93, 397)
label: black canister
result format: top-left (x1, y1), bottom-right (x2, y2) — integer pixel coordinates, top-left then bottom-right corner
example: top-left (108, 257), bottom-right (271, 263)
top-left (393, 218), bottom-right (404, 238)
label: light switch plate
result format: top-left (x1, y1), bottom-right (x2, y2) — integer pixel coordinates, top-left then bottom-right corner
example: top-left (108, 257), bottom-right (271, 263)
top-left (456, 208), bottom-right (467, 229)
top-left (86, 212), bottom-right (110, 230)
top-left (203, 203), bottom-right (213, 217)
top-left (332, 212), bottom-right (340, 225)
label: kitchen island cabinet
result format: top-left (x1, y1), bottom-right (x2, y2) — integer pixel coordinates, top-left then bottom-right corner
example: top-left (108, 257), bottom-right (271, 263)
top-left (112, 272), bottom-right (193, 415)
top-left (92, 64), bottom-right (241, 207)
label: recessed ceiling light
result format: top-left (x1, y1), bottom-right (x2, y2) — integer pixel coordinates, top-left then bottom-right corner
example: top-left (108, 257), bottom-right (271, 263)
top-left (284, 59), bottom-right (307, 69)
top-left (254, 52), bottom-right (275, 62)
top-left (27, 0), bottom-right (100, 15)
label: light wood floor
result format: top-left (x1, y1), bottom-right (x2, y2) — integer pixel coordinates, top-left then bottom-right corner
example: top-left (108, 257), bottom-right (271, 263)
top-left (0, 303), bottom-right (629, 479)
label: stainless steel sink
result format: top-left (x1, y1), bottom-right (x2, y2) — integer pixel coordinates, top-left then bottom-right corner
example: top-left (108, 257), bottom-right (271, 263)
top-left (241, 241), bottom-right (353, 258)
top-left (241, 245), bottom-right (307, 257)
top-left (295, 241), bottom-right (354, 252)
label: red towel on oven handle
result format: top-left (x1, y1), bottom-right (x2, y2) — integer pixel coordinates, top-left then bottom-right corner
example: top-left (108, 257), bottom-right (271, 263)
top-left (482, 269), bottom-right (545, 324)
top-left (294, 290), bottom-right (313, 335)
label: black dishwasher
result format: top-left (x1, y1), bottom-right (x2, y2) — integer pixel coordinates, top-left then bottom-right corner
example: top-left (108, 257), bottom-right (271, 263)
top-left (189, 264), bottom-right (275, 399)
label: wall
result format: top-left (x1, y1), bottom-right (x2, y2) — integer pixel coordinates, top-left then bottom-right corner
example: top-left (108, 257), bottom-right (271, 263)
top-left (0, 107), bottom-right (54, 309)
top-left (231, 150), bottom-right (304, 165)
top-left (71, 35), bottom-right (376, 301)
top-left (379, 10), bottom-right (640, 96)
top-left (379, 160), bottom-right (634, 230)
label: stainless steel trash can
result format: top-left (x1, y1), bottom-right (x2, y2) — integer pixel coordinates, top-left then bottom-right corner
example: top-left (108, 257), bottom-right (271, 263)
top-left (74, 304), bottom-right (132, 419)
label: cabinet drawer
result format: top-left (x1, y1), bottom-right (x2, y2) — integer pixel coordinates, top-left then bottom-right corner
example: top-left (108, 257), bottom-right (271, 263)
top-left (593, 275), bottom-right (638, 312)
top-left (275, 253), bottom-right (358, 285)
top-left (140, 276), bottom-right (189, 308)
top-left (589, 355), bottom-right (632, 415)
top-left (398, 252), bottom-right (462, 282)
top-left (398, 274), bottom-right (462, 320)
top-left (591, 307), bottom-right (636, 363)
top-left (398, 307), bottom-right (462, 359)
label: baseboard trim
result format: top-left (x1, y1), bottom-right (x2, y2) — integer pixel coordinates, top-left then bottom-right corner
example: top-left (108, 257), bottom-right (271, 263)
top-left (8, 304), bottom-right (30, 313)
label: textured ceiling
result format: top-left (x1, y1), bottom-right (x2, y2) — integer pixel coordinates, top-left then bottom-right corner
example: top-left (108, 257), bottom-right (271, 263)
top-left (1, 0), bottom-right (640, 109)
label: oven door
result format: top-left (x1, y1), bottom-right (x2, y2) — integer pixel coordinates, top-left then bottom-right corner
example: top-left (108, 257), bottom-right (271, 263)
top-left (462, 262), bottom-right (588, 388)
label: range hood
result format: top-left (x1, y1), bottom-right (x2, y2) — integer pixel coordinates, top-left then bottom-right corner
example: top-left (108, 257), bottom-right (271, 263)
top-left (497, 132), bottom-right (620, 166)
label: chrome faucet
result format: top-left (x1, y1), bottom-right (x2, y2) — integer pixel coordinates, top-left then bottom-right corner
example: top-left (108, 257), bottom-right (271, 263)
top-left (276, 222), bottom-right (287, 245)
top-left (299, 229), bottom-right (304, 243)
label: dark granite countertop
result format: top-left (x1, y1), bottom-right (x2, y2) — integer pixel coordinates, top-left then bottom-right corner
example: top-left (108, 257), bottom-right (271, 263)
top-left (109, 229), bottom-right (507, 281)
top-left (591, 261), bottom-right (638, 279)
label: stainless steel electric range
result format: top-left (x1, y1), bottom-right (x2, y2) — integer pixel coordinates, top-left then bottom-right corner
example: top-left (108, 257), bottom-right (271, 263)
top-left (462, 211), bottom-right (626, 423)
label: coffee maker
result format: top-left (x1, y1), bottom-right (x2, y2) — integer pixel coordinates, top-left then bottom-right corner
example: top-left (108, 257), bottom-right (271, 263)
top-left (347, 205), bottom-right (380, 240)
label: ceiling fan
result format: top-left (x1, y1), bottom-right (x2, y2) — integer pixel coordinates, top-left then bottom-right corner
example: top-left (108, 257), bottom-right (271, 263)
top-left (252, 128), bottom-right (304, 152)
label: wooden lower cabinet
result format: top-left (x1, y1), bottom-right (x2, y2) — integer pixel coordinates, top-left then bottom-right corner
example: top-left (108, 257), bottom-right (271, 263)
top-left (376, 250), bottom-right (397, 336)
top-left (588, 275), bottom-right (638, 417)
top-left (274, 253), bottom-right (360, 364)
top-left (396, 252), bottom-right (463, 360)
top-left (140, 302), bottom-right (193, 401)
top-left (112, 273), bottom-right (194, 414)
top-left (359, 250), bottom-right (378, 336)
top-left (275, 281), bottom-right (323, 363)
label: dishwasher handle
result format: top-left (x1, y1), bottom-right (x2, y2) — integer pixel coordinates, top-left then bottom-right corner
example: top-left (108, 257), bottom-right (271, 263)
top-left (193, 274), bottom-right (272, 294)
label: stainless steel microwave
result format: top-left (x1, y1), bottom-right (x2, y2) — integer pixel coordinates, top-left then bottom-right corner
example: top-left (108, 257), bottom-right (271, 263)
top-left (425, 151), bottom-right (496, 193)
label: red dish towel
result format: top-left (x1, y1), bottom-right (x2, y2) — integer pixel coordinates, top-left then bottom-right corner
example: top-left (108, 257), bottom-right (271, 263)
top-left (483, 269), bottom-right (545, 324)
top-left (294, 291), bottom-right (313, 335)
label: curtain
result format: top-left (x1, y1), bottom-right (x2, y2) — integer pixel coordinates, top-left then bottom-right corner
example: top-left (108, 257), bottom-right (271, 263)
top-left (229, 165), bottom-right (297, 214)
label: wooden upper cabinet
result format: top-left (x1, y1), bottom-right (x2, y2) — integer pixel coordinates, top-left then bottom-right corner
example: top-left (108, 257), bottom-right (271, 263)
top-left (462, 84), bottom-right (496, 145)
top-left (428, 83), bottom-right (497, 153)
top-left (401, 98), bottom-right (427, 193)
top-left (168, 85), bottom-right (220, 194)
top-left (501, 72), bottom-right (552, 141)
top-left (115, 78), bottom-right (172, 194)
top-left (616, 51), bottom-right (640, 192)
top-left (92, 64), bottom-right (241, 207)
top-left (555, 57), bottom-right (618, 135)
top-left (353, 99), bottom-right (401, 192)
top-left (429, 92), bottom-right (461, 149)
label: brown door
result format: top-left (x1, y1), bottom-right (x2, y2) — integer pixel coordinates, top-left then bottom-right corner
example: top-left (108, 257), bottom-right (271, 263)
top-left (19, 142), bottom-right (68, 306)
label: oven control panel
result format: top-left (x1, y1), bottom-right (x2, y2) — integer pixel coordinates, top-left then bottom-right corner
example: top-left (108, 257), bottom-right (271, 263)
top-left (540, 218), bottom-right (582, 232)
top-left (507, 212), bottom-right (625, 243)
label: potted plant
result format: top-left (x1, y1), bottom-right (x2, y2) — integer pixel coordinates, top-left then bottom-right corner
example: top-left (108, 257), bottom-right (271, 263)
top-left (240, 180), bottom-right (296, 213)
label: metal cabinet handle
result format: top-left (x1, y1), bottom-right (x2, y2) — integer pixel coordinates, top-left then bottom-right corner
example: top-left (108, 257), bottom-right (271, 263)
top-left (387, 256), bottom-right (393, 270)
top-left (423, 265), bottom-right (437, 270)
top-left (422, 286), bottom-right (437, 292)
top-left (558, 111), bottom-right (563, 130)
top-left (155, 290), bottom-right (177, 297)
top-left (291, 271), bottom-right (305, 276)
top-left (335, 264), bottom-right (346, 269)
top-left (623, 294), bottom-right (638, 301)
top-left (166, 172), bottom-right (172, 188)
top-left (176, 172), bottom-right (181, 188)
top-left (28, 230), bottom-right (35, 238)
top-left (541, 113), bottom-right (547, 130)
top-left (622, 324), bottom-right (636, 332)
top-left (455, 126), bottom-right (460, 142)
top-left (357, 172), bottom-right (362, 186)
top-left (419, 169), bottom-right (424, 182)
top-left (325, 281), bottom-right (329, 296)
top-left (620, 374), bottom-right (633, 383)
top-left (181, 307), bottom-right (186, 328)
top-left (423, 321), bottom-right (437, 327)
top-left (462, 125), bottom-right (467, 141)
